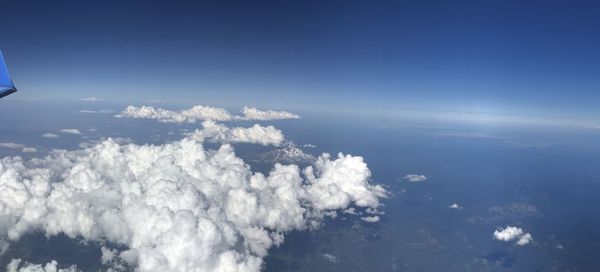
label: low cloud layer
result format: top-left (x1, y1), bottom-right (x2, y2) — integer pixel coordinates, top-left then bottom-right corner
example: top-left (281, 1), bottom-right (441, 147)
top-left (403, 174), bottom-right (427, 183)
top-left (41, 133), bottom-right (59, 139)
top-left (0, 122), bottom-right (385, 271)
top-left (493, 226), bottom-right (533, 246)
top-left (187, 121), bottom-right (285, 146)
top-left (116, 105), bottom-right (300, 123)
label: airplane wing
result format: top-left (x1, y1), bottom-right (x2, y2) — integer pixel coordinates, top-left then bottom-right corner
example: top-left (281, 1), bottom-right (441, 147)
top-left (0, 49), bottom-right (17, 99)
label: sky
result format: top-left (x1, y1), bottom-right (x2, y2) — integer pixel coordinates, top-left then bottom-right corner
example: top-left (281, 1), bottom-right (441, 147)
top-left (1, 0), bottom-right (600, 123)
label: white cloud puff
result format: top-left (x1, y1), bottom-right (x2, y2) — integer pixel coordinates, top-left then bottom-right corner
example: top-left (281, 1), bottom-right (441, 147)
top-left (7, 259), bottom-right (79, 272)
top-left (116, 105), bottom-right (301, 124)
top-left (188, 121), bottom-right (285, 146)
top-left (493, 226), bottom-right (532, 246)
top-left (403, 174), bottom-right (427, 182)
top-left (235, 107), bottom-right (300, 121)
top-left (0, 123), bottom-right (385, 271)
top-left (60, 129), bottom-right (82, 135)
top-left (449, 203), bottom-right (462, 209)
top-left (80, 97), bottom-right (104, 102)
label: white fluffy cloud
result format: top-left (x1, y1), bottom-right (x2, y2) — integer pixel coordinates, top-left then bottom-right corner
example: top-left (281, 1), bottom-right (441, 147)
top-left (7, 259), bottom-right (79, 272)
top-left (235, 107), bottom-right (300, 121)
top-left (80, 97), bottom-right (104, 102)
top-left (60, 129), bottom-right (82, 135)
top-left (493, 226), bottom-right (532, 246)
top-left (0, 123), bottom-right (385, 271)
top-left (116, 105), bottom-right (301, 124)
top-left (187, 121), bottom-right (285, 146)
top-left (403, 174), bottom-right (427, 182)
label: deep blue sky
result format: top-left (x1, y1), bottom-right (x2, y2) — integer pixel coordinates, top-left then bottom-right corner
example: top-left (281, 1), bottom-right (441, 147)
top-left (1, 1), bottom-right (600, 123)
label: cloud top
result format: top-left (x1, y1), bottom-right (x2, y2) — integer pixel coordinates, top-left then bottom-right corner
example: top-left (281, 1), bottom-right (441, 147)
top-left (116, 105), bottom-right (301, 123)
top-left (0, 123), bottom-right (384, 271)
top-left (493, 226), bottom-right (533, 246)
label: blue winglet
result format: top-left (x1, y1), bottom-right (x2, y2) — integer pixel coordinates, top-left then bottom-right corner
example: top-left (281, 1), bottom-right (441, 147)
top-left (0, 49), bottom-right (17, 99)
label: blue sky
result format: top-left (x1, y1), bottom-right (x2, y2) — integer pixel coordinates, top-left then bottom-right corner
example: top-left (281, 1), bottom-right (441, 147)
top-left (1, 1), bottom-right (600, 123)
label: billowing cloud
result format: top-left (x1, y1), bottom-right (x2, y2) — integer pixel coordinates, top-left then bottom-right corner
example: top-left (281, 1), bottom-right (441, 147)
top-left (493, 226), bottom-right (533, 246)
top-left (60, 129), bottom-right (82, 135)
top-left (403, 174), bottom-right (427, 182)
top-left (235, 107), bottom-right (300, 121)
top-left (187, 121), bottom-right (285, 146)
top-left (41, 133), bottom-right (60, 139)
top-left (7, 259), bottom-right (79, 272)
top-left (0, 123), bottom-right (385, 271)
top-left (116, 105), bottom-right (301, 124)
top-left (116, 105), bottom-right (233, 123)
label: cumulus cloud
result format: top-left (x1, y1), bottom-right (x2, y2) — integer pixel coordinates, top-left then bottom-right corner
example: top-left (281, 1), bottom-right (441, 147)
top-left (303, 144), bottom-right (316, 148)
top-left (187, 121), bottom-right (285, 146)
top-left (403, 174), bottom-right (427, 183)
top-left (235, 107), bottom-right (300, 121)
top-left (7, 259), bottom-right (79, 272)
top-left (116, 105), bottom-right (301, 124)
top-left (41, 133), bottom-right (59, 139)
top-left (115, 105), bottom-right (234, 123)
top-left (493, 226), bottom-right (533, 246)
top-left (60, 129), bottom-right (82, 135)
top-left (360, 216), bottom-right (380, 223)
top-left (0, 123), bottom-right (385, 271)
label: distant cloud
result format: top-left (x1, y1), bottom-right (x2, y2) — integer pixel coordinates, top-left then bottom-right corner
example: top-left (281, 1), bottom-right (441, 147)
top-left (322, 253), bottom-right (338, 263)
top-left (360, 216), bottom-right (380, 223)
top-left (60, 128), bottom-right (82, 135)
top-left (0, 143), bottom-right (37, 154)
top-left (403, 174), bottom-right (427, 182)
top-left (449, 203), bottom-right (462, 209)
top-left (493, 226), bottom-right (533, 246)
top-left (187, 121), bottom-right (285, 146)
top-left (41, 133), bottom-right (60, 139)
top-left (80, 109), bottom-right (114, 114)
top-left (303, 144), bottom-right (316, 148)
top-left (235, 106), bottom-right (300, 121)
top-left (0, 143), bottom-right (25, 149)
top-left (116, 105), bottom-right (301, 123)
top-left (80, 97), bottom-right (104, 102)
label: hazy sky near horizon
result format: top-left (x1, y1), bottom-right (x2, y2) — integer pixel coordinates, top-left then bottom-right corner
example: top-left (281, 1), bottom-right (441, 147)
top-left (1, 0), bottom-right (600, 122)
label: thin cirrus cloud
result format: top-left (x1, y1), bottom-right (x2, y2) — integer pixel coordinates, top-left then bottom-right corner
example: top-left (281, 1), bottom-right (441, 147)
top-left (493, 226), bottom-right (533, 246)
top-left (0, 117), bottom-right (386, 272)
top-left (115, 105), bottom-right (300, 123)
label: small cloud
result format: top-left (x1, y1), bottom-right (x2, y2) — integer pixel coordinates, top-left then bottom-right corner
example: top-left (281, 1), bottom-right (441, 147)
top-left (21, 147), bottom-right (37, 153)
top-left (0, 142), bottom-right (25, 149)
top-left (41, 133), bottom-right (60, 139)
top-left (303, 144), bottom-right (316, 148)
top-left (81, 97), bottom-right (104, 102)
top-left (322, 253), bottom-right (338, 263)
top-left (449, 203), bottom-right (462, 209)
top-left (493, 226), bottom-right (533, 246)
top-left (360, 215), bottom-right (380, 223)
top-left (556, 244), bottom-right (565, 250)
top-left (403, 174), bottom-right (427, 182)
top-left (80, 109), bottom-right (114, 114)
top-left (60, 129), bottom-right (82, 135)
